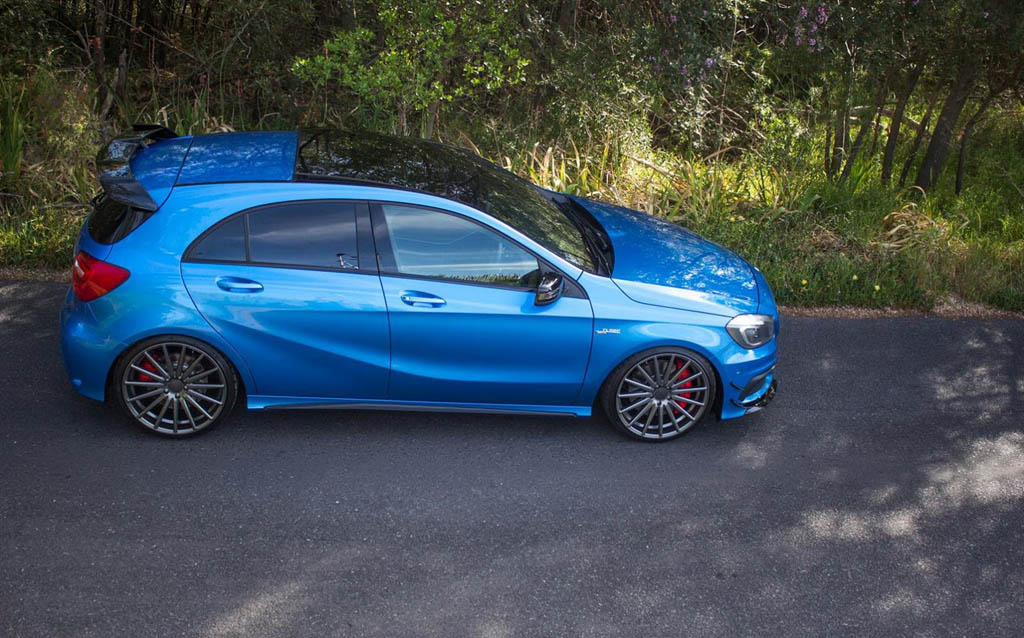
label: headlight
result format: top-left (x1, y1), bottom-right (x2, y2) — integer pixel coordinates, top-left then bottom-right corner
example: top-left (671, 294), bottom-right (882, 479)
top-left (726, 314), bottom-right (775, 349)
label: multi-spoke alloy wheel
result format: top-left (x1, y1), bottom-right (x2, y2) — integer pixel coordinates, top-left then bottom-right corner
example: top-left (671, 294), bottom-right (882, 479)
top-left (116, 337), bottom-right (236, 436)
top-left (602, 348), bottom-right (716, 441)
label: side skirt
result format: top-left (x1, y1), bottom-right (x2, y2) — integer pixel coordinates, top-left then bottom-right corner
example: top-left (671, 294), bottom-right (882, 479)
top-left (247, 395), bottom-right (591, 418)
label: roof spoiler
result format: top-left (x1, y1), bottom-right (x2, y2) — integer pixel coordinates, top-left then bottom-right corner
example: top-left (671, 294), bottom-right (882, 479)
top-left (96, 124), bottom-right (180, 211)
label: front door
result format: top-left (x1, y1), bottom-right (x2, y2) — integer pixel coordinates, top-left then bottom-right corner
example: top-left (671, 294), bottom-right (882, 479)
top-left (373, 203), bottom-right (593, 406)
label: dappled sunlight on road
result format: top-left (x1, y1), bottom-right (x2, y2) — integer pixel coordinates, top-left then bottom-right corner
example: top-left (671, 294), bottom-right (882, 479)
top-left (205, 580), bottom-right (304, 638)
top-left (794, 432), bottom-right (1024, 543)
top-left (924, 432), bottom-right (1024, 507)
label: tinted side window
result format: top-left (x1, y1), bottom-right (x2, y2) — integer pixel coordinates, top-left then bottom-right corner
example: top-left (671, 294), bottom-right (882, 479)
top-left (190, 215), bottom-right (246, 262)
top-left (248, 202), bottom-right (358, 269)
top-left (380, 204), bottom-right (539, 287)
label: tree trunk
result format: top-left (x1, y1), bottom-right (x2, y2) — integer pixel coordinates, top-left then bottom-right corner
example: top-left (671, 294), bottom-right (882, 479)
top-left (881, 64), bottom-right (922, 185)
top-left (396, 104), bottom-right (407, 136)
top-left (823, 122), bottom-right (832, 177)
top-left (828, 107), bottom-right (847, 178)
top-left (914, 69), bottom-right (975, 190)
top-left (899, 91), bottom-right (938, 187)
top-left (955, 93), bottom-right (996, 195)
top-left (423, 99), bottom-right (440, 139)
top-left (340, 0), bottom-right (357, 30)
top-left (557, 0), bottom-right (577, 37)
top-left (840, 81), bottom-right (889, 183)
top-left (867, 69), bottom-right (892, 158)
top-left (94, 0), bottom-right (109, 117)
top-left (839, 113), bottom-right (871, 183)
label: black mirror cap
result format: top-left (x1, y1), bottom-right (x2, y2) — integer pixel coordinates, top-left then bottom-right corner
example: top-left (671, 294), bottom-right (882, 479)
top-left (535, 272), bottom-right (565, 306)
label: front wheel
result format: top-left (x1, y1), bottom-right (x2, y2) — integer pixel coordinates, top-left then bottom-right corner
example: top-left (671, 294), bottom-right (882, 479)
top-left (114, 336), bottom-right (238, 437)
top-left (600, 347), bottom-right (717, 442)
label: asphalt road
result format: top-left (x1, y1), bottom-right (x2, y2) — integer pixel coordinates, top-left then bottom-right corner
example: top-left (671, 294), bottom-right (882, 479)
top-left (2, 280), bottom-right (1023, 637)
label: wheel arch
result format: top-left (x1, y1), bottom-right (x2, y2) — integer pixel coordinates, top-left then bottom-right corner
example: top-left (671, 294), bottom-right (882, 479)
top-left (581, 338), bottom-right (726, 417)
top-left (596, 341), bottom-right (722, 393)
top-left (104, 329), bottom-right (252, 404)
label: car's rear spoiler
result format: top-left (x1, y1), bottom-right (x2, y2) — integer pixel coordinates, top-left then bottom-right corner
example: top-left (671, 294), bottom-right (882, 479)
top-left (96, 124), bottom-right (179, 211)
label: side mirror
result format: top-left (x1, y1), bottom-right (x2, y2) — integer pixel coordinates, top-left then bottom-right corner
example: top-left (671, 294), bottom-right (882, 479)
top-left (535, 272), bottom-right (565, 306)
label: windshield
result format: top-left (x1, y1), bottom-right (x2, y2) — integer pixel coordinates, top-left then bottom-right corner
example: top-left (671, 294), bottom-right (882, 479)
top-left (296, 129), bottom-right (596, 271)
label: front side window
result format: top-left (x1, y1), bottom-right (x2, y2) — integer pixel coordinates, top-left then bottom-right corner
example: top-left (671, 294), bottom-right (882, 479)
top-left (380, 204), bottom-right (540, 288)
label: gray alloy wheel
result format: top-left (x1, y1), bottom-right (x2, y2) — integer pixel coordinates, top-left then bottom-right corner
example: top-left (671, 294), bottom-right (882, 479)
top-left (601, 348), bottom-right (716, 441)
top-left (116, 336), bottom-right (237, 436)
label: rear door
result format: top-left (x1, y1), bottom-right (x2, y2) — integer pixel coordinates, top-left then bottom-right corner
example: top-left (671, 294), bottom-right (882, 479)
top-left (181, 200), bottom-right (389, 399)
top-left (372, 202), bottom-right (593, 406)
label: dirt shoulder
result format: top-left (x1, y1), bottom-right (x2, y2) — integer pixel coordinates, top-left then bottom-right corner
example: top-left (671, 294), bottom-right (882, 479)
top-left (781, 296), bottom-right (1024, 320)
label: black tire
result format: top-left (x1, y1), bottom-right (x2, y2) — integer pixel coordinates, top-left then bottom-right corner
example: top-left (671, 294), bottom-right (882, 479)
top-left (113, 335), bottom-right (238, 437)
top-left (599, 346), bottom-right (718, 442)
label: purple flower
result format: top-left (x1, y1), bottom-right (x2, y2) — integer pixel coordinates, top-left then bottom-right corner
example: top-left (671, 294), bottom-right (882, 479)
top-left (795, 36), bottom-right (803, 45)
top-left (704, 57), bottom-right (714, 68)
top-left (653, 65), bottom-right (663, 71)
top-left (799, 6), bottom-right (808, 19)
top-left (809, 37), bottom-right (816, 45)
top-left (670, 14), bottom-right (677, 23)
top-left (810, 22), bottom-right (817, 32)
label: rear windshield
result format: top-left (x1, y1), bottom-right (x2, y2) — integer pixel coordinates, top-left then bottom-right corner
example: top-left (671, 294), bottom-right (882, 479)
top-left (88, 195), bottom-right (152, 244)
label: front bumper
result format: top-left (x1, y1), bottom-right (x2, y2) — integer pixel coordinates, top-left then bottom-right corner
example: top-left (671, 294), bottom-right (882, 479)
top-left (732, 375), bottom-right (777, 412)
top-left (718, 347), bottom-right (777, 420)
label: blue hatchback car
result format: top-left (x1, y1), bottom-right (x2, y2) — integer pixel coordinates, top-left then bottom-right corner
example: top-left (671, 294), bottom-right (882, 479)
top-left (61, 126), bottom-right (777, 441)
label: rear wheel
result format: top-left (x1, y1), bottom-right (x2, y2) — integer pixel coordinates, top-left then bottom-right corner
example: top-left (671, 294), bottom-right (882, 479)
top-left (115, 336), bottom-right (237, 437)
top-left (600, 347), bottom-right (716, 442)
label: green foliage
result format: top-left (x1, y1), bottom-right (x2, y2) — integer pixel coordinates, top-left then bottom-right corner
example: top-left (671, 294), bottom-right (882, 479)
top-left (292, 1), bottom-right (529, 133)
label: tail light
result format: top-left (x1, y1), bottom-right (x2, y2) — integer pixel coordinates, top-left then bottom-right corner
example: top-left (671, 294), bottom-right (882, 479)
top-left (73, 251), bottom-right (130, 301)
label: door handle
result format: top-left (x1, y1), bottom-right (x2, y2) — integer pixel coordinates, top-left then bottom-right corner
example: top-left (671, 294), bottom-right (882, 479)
top-left (400, 292), bottom-right (446, 307)
top-left (216, 276), bottom-right (264, 293)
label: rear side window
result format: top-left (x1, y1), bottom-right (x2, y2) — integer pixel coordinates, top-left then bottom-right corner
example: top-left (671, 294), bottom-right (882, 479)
top-left (87, 195), bottom-right (152, 244)
top-left (249, 202), bottom-right (358, 269)
top-left (187, 201), bottom-right (359, 270)
top-left (189, 215), bottom-right (246, 262)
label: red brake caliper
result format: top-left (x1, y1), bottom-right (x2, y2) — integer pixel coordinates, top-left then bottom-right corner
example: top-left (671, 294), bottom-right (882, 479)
top-left (673, 360), bottom-right (693, 416)
top-left (137, 359), bottom-right (158, 383)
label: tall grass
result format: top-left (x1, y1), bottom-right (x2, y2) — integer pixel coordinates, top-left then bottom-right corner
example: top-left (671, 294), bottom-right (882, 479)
top-left (0, 82), bottom-right (27, 185)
